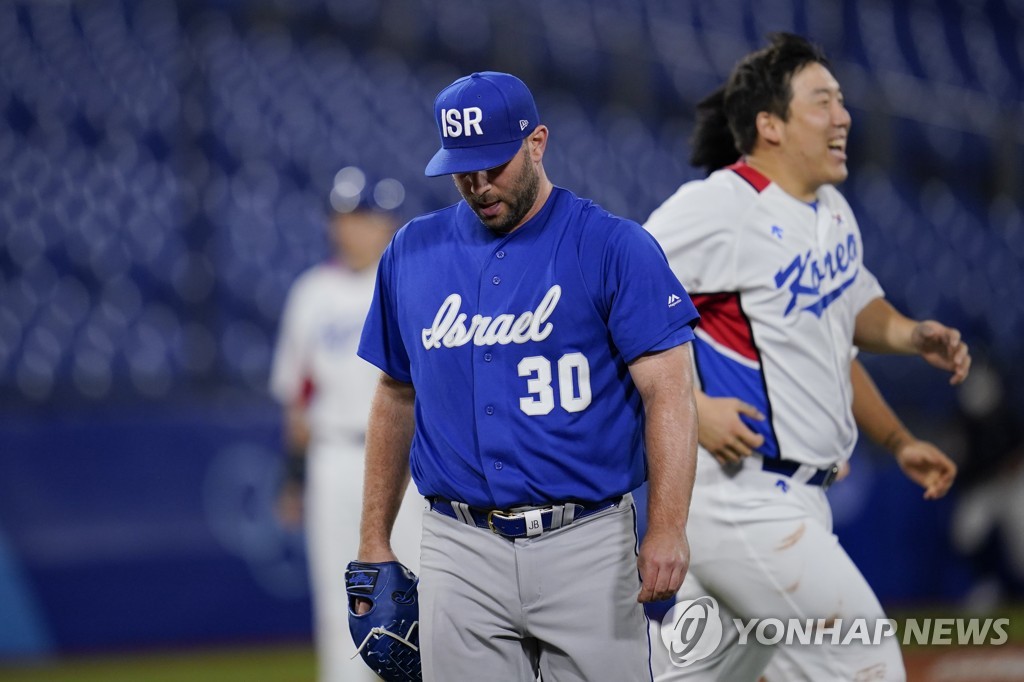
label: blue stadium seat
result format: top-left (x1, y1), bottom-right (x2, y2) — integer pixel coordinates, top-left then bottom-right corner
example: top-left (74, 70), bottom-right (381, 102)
top-left (0, 0), bottom-right (1021, 404)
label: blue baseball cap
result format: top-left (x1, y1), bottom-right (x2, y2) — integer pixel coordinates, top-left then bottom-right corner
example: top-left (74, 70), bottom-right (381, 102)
top-left (424, 72), bottom-right (540, 177)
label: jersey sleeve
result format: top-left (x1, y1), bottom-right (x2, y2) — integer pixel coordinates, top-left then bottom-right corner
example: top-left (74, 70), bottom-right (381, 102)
top-left (269, 275), bottom-right (309, 404)
top-left (598, 220), bottom-right (699, 364)
top-left (644, 180), bottom-right (740, 293)
top-left (357, 241), bottom-right (413, 383)
top-left (849, 262), bottom-right (884, 314)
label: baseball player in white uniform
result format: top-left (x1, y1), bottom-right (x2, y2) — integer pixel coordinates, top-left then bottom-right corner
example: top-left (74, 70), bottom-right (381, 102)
top-left (270, 175), bottom-right (423, 682)
top-left (644, 34), bottom-right (969, 681)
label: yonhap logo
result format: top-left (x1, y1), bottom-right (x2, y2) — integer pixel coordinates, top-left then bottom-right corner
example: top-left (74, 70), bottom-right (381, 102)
top-left (660, 596), bottom-right (723, 667)
top-left (659, 601), bottom-right (1011, 663)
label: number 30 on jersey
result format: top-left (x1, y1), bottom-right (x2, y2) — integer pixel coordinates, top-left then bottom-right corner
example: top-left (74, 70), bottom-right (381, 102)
top-left (518, 353), bottom-right (592, 415)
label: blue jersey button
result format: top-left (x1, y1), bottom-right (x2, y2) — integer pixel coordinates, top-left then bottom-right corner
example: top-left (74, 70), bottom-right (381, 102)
top-left (485, 405), bottom-right (495, 415)
top-left (496, 250), bottom-right (505, 259)
top-left (483, 352), bottom-right (493, 362)
top-left (494, 461), bottom-right (503, 470)
top-left (491, 276), bottom-right (501, 285)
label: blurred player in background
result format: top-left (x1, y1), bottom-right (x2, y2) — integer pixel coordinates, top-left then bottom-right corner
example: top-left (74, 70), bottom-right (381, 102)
top-left (644, 33), bottom-right (969, 681)
top-left (951, 357), bottom-right (1024, 606)
top-left (270, 167), bottom-right (423, 682)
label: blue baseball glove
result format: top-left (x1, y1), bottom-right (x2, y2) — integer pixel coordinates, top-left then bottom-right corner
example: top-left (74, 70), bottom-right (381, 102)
top-left (346, 560), bottom-right (422, 682)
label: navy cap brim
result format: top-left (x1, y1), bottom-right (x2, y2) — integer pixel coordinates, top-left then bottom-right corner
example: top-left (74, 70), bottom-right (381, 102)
top-left (424, 138), bottom-right (525, 177)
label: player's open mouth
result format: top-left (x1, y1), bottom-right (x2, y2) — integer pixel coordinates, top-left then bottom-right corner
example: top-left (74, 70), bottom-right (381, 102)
top-left (479, 200), bottom-right (502, 218)
top-left (827, 139), bottom-right (846, 160)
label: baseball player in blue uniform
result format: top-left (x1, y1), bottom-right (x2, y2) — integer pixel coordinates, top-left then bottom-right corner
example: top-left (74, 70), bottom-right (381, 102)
top-left (644, 34), bottom-right (969, 681)
top-left (355, 71), bottom-right (701, 681)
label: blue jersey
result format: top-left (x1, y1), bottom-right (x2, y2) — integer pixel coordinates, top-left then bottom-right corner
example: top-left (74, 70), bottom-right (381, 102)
top-left (358, 187), bottom-right (698, 509)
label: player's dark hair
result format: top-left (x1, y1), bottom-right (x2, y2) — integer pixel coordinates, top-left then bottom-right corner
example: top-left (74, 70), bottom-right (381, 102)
top-left (689, 33), bottom-right (830, 174)
top-left (688, 86), bottom-right (739, 175)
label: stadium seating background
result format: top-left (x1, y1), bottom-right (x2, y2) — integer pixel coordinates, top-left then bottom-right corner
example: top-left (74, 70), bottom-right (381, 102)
top-left (1, 0), bottom-right (1022, 658)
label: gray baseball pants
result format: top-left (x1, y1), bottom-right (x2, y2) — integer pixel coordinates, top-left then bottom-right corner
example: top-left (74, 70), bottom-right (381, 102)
top-left (418, 493), bottom-right (653, 681)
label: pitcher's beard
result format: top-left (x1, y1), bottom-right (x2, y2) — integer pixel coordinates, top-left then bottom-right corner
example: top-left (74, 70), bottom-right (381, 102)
top-left (461, 151), bottom-right (540, 234)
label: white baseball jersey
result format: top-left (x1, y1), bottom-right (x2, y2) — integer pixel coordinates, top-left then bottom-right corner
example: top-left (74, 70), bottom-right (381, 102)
top-left (645, 161), bottom-right (883, 469)
top-left (270, 262), bottom-right (380, 440)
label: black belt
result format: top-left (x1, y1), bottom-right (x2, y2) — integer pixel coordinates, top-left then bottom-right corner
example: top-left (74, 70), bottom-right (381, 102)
top-left (761, 458), bottom-right (840, 490)
top-left (428, 496), bottom-right (623, 539)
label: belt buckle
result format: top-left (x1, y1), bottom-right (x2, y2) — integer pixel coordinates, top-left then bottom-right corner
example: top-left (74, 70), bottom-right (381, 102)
top-left (487, 509), bottom-right (519, 535)
top-left (821, 464), bottom-right (840, 490)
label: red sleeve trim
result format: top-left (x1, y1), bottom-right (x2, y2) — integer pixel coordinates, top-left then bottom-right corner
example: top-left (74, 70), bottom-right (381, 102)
top-left (689, 292), bottom-right (758, 362)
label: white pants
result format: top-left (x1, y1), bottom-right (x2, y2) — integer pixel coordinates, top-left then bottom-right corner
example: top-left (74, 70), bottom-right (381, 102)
top-left (418, 494), bottom-right (652, 682)
top-left (305, 438), bottom-right (424, 682)
top-left (651, 452), bottom-right (905, 682)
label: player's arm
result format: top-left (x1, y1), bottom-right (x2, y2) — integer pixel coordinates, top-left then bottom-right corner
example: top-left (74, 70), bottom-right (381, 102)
top-left (853, 298), bottom-right (971, 385)
top-left (276, 400), bottom-right (311, 526)
top-left (629, 343), bottom-right (698, 603)
top-left (851, 358), bottom-right (957, 499)
top-left (358, 371), bottom-right (415, 564)
top-left (268, 287), bottom-right (311, 527)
